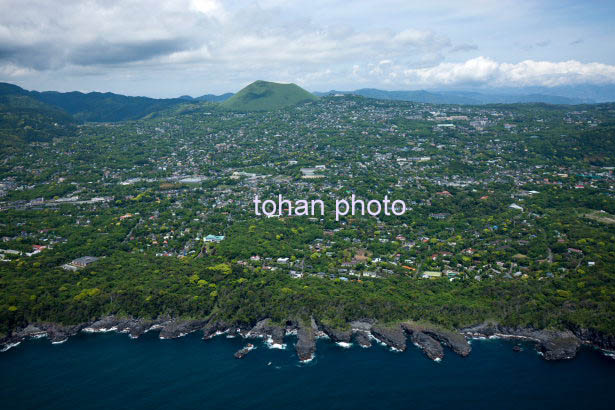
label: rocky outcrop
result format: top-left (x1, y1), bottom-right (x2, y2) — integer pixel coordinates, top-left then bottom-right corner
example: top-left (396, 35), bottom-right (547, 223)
top-left (410, 331), bottom-right (444, 361)
top-left (0, 316), bottom-right (598, 364)
top-left (225, 326), bottom-right (240, 338)
top-left (537, 332), bottom-right (581, 360)
top-left (461, 323), bottom-right (581, 360)
top-left (248, 319), bottom-right (285, 345)
top-left (202, 320), bottom-right (231, 339)
top-left (83, 316), bottom-right (164, 339)
top-left (353, 331), bottom-right (372, 348)
top-left (83, 316), bottom-right (122, 333)
top-left (295, 320), bottom-right (316, 361)
top-left (371, 324), bottom-right (406, 351)
top-left (125, 319), bottom-right (158, 339)
top-left (568, 325), bottom-right (615, 351)
top-left (16, 324), bottom-right (48, 339)
top-left (159, 320), bottom-right (206, 339)
top-left (36, 322), bottom-right (87, 343)
top-left (350, 320), bottom-right (375, 332)
top-left (402, 322), bottom-right (471, 357)
top-left (234, 344), bottom-right (255, 359)
top-left (319, 323), bottom-right (352, 343)
top-left (350, 320), bottom-right (374, 348)
top-left (460, 322), bottom-right (500, 337)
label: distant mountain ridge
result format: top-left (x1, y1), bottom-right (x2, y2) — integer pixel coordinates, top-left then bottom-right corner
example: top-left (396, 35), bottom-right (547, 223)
top-left (0, 91), bottom-right (75, 150)
top-left (0, 82), bottom-right (189, 122)
top-left (182, 93), bottom-right (234, 102)
top-left (1, 80), bottom-right (612, 126)
top-left (314, 88), bottom-right (591, 105)
top-left (220, 80), bottom-right (318, 111)
top-left (0, 82), bottom-right (234, 122)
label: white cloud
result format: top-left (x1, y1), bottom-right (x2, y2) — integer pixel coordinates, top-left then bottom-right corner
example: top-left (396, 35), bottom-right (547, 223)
top-left (397, 57), bottom-right (615, 88)
top-left (0, 0), bottom-right (614, 95)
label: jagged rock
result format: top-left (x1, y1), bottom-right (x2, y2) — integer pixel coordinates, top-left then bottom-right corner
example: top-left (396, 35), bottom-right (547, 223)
top-left (310, 317), bottom-right (318, 331)
top-left (83, 316), bottom-right (121, 332)
top-left (234, 344), bottom-right (255, 359)
top-left (569, 325), bottom-right (615, 351)
top-left (319, 322), bottom-right (352, 343)
top-left (371, 324), bottom-right (406, 351)
top-left (224, 326), bottom-right (240, 338)
top-left (285, 319), bottom-right (300, 334)
top-left (16, 324), bottom-right (47, 338)
top-left (349, 320), bottom-right (374, 332)
top-left (237, 324), bottom-right (252, 338)
top-left (461, 323), bottom-right (580, 360)
top-left (248, 319), bottom-right (285, 345)
top-left (353, 331), bottom-right (372, 348)
top-left (125, 319), bottom-right (158, 339)
top-left (159, 320), bottom-right (206, 339)
top-left (295, 320), bottom-right (316, 361)
top-left (0, 334), bottom-right (25, 352)
top-left (36, 322), bottom-right (86, 344)
top-left (83, 317), bottom-right (163, 339)
top-left (460, 322), bottom-right (499, 337)
top-left (411, 331), bottom-right (444, 361)
top-left (537, 332), bottom-right (581, 360)
top-left (403, 322), bottom-right (471, 357)
top-left (424, 329), bottom-right (470, 357)
top-left (202, 320), bottom-right (230, 339)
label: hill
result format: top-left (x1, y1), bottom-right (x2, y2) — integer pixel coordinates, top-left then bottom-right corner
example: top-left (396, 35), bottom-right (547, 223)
top-left (0, 93), bottom-right (75, 151)
top-left (195, 93), bottom-right (234, 102)
top-left (176, 93), bottom-right (234, 102)
top-left (221, 80), bottom-right (317, 111)
top-left (30, 90), bottom-right (187, 122)
top-left (0, 82), bottom-right (189, 122)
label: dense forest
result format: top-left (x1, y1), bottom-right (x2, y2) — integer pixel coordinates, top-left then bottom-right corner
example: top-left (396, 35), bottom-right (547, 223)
top-left (1, 82), bottom-right (615, 343)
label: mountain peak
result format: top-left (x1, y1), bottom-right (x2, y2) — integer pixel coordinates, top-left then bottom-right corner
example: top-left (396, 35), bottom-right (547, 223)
top-left (220, 80), bottom-right (317, 111)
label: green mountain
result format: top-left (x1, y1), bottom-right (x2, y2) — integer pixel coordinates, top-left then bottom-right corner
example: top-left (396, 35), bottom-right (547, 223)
top-left (221, 80), bottom-right (317, 111)
top-left (30, 90), bottom-right (187, 122)
top-left (0, 82), bottom-right (188, 123)
top-left (0, 93), bottom-right (75, 151)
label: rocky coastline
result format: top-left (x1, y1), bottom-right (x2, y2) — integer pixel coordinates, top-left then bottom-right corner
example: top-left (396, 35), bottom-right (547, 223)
top-left (1, 316), bottom-right (611, 363)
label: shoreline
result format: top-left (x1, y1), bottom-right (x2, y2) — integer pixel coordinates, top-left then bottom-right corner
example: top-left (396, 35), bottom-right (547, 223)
top-left (2, 317), bottom-right (614, 363)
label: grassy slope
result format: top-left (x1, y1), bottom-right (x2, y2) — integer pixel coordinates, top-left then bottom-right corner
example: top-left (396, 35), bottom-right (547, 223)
top-left (221, 80), bottom-right (317, 111)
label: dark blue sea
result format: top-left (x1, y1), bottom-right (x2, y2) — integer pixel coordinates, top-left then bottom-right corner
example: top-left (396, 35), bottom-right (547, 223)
top-left (1, 331), bottom-right (614, 410)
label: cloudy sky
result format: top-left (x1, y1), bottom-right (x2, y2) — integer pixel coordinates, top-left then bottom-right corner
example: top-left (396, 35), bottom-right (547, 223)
top-left (1, 0), bottom-right (614, 97)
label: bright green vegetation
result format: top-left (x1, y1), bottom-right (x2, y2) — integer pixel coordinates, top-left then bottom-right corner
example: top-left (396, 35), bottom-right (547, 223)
top-left (0, 82), bottom-right (615, 338)
top-left (221, 80), bottom-right (318, 111)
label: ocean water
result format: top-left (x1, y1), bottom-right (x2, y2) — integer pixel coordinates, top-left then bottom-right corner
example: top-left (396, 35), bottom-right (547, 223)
top-left (1, 332), bottom-right (614, 410)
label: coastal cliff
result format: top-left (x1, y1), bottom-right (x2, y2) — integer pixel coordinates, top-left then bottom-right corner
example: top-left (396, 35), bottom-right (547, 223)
top-left (1, 316), bottom-right (608, 363)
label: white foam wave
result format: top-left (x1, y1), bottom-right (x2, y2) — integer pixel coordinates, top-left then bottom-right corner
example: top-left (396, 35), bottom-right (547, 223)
top-left (83, 326), bottom-right (118, 333)
top-left (146, 324), bottom-right (162, 333)
top-left (299, 354), bottom-right (315, 363)
top-left (265, 336), bottom-right (286, 349)
top-left (1, 341), bottom-right (21, 352)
